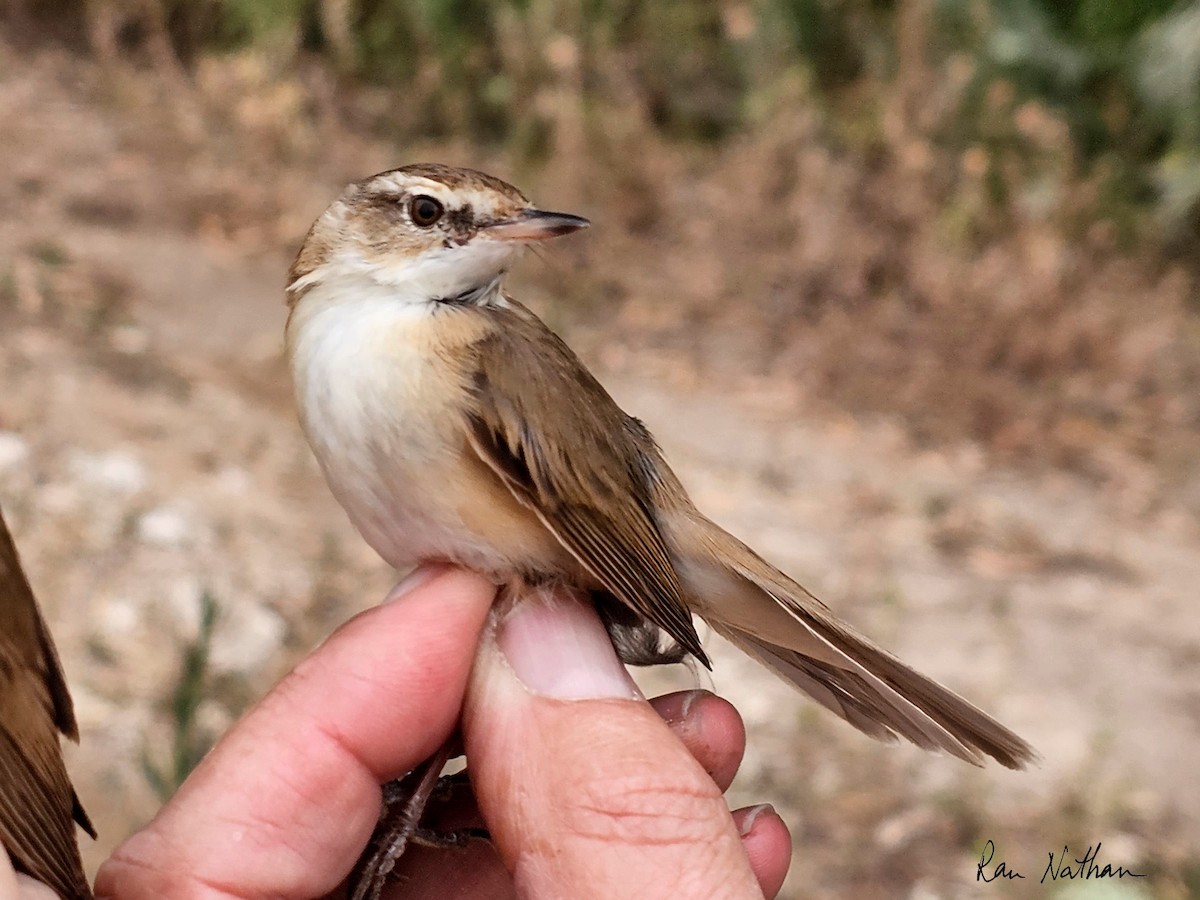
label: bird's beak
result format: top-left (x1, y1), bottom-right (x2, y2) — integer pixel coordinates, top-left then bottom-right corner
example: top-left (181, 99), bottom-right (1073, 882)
top-left (482, 208), bottom-right (591, 242)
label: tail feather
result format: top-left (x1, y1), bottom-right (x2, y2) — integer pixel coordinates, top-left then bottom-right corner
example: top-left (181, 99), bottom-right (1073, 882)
top-left (673, 512), bottom-right (1038, 769)
top-left (712, 623), bottom-right (901, 744)
top-left (807, 616), bottom-right (1036, 769)
top-left (714, 621), bottom-right (984, 765)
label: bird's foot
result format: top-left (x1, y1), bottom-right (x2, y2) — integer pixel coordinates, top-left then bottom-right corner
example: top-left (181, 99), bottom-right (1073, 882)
top-left (411, 825), bottom-right (491, 849)
top-left (349, 740), bottom-right (473, 900)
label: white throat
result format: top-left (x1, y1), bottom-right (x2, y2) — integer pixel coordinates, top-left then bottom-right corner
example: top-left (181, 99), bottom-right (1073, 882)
top-left (290, 238), bottom-right (518, 308)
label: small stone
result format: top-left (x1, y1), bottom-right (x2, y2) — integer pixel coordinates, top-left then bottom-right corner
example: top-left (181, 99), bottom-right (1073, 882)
top-left (875, 807), bottom-right (934, 851)
top-left (68, 449), bottom-right (147, 494)
top-left (99, 596), bottom-right (139, 637)
top-left (163, 579), bottom-right (206, 638)
top-left (138, 506), bottom-right (191, 547)
top-left (0, 432), bottom-right (30, 473)
top-left (211, 602), bottom-right (286, 674)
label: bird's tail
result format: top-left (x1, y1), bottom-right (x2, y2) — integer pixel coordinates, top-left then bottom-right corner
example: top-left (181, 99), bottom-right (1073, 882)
top-left (669, 512), bottom-right (1037, 769)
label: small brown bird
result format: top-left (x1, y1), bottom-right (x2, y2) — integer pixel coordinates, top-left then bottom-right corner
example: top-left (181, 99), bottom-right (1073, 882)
top-left (286, 164), bottom-right (1035, 770)
top-left (0, 505), bottom-right (94, 900)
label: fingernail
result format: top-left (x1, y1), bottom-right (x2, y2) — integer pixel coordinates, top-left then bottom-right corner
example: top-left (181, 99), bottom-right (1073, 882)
top-left (658, 689), bottom-right (708, 728)
top-left (384, 562), bottom-right (452, 603)
top-left (497, 588), bottom-right (642, 700)
top-left (738, 803), bottom-right (777, 838)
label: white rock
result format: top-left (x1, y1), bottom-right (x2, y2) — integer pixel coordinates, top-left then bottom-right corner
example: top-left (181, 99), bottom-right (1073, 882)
top-left (907, 880), bottom-right (943, 900)
top-left (195, 698), bottom-right (234, 736)
top-left (0, 431), bottom-right (30, 473)
top-left (68, 449), bottom-right (147, 494)
top-left (100, 596), bottom-right (140, 637)
top-left (211, 602), bottom-right (286, 674)
top-left (875, 807), bottom-right (934, 851)
top-left (163, 578), bottom-right (206, 639)
top-left (138, 506), bottom-right (191, 547)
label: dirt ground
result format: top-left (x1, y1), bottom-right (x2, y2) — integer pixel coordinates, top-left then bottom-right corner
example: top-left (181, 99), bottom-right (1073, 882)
top-left (2, 41), bottom-right (1198, 898)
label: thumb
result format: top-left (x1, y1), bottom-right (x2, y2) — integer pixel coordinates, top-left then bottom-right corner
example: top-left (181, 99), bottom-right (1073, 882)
top-left (461, 587), bottom-right (763, 900)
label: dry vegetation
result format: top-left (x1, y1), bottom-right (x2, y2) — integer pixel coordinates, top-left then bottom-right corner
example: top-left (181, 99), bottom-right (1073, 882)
top-left (2, 1), bottom-right (1200, 896)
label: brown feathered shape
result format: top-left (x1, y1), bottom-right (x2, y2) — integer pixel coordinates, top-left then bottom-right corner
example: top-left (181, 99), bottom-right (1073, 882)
top-left (0, 505), bottom-right (94, 899)
top-left (285, 164), bottom-right (1036, 770)
top-left (465, 303), bottom-right (709, 667)
top-left (462, 301), bottom-right (1035, 769)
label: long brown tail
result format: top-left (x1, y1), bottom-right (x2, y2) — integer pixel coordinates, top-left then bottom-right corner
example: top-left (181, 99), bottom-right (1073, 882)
top-left (670, 512), bottom-right (1037, 769)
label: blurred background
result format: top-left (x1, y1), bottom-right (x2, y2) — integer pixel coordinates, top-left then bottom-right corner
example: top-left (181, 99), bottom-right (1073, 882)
top-left (1, 0), bottom-right (1199, 896)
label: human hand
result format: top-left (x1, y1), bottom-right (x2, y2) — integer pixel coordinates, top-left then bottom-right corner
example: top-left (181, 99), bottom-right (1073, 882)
top-left (93, 565), bottom-right (791, 898)
top-left (0, 856), bottom-right (62, 900)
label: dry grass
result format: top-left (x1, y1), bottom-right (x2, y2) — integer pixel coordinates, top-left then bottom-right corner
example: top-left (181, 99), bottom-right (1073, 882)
top-left (10, 13), bottom-right (1200, 487)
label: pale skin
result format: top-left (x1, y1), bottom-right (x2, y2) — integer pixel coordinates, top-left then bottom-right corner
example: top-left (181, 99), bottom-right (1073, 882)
top-left (6, 566), bottom-right (792, 899)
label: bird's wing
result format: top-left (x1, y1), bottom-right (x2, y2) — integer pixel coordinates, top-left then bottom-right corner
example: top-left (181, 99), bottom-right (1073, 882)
top-left (462, 302), bottom-right (709, 666)
top-left (0, 508), bottom-right (94, 899)
top-left (0, 679), bottom-right (94, 899)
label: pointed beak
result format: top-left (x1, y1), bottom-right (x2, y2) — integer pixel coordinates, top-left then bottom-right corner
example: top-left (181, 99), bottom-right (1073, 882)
top-left (482, 208), bottom-right (591, 242)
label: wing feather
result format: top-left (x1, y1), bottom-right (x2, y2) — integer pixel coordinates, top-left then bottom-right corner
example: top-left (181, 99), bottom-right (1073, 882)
top-left (0, 508), bottom-right (93, 899)
top-left (463, 303), bottom-right (708, 666)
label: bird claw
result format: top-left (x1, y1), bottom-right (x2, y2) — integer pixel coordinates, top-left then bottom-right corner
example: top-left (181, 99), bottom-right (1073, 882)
top-left (411, 825), bottom-right (491, 849)
top-left (350, 745), bottom-right (483, 900)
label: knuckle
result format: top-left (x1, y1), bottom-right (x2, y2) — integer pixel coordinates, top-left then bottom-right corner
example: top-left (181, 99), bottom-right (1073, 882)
top-left (563, 770), bottom-right (727, 848)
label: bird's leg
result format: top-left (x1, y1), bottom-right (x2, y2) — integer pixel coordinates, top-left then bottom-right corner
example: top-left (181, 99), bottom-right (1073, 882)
top-left (350, 737), bottom-right (456, 900)
top-left (411, 824), bottom-right (491, 849)
top-left (403, 768), bottom-right (490, 850)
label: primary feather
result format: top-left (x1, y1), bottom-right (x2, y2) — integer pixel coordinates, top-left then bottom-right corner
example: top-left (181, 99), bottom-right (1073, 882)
top-left (0, 507), bottom-right (94, 899)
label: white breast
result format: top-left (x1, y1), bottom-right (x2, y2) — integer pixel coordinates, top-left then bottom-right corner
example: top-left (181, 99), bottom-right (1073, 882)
top-left (288, 282), bottom-right (477, 569)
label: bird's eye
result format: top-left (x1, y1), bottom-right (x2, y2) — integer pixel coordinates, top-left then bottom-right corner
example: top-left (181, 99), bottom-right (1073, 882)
top-left (409, 195), bottom-right (445, 227)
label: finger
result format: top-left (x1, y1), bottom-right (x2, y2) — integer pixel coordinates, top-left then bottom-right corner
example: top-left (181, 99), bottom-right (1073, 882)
top-left (385, 692), bottom-right (765, 897)
top-left (380, 774), bottom-right (511, 900)
top-left (0, 841), bottom-right (67, 900)
top-left (0, 849), bottom-right (18, 900)
top-left (399, 689), bottom-right (747, 835)
top-left (13, 874), bottom-right (62, 900)
top-left (733, 805), bottom-right (792, 899)
top-left (384, 693), bottom-right (744, 898)
top-left (462, 586), bottom-right (765, 899)
top-left (382, 841), bottom-right (515, 900)
top-left (649, 690), bottom-right (746, 792)
top-left (96, 565), bottom-right (497, 900)
top-left (384, 799), bottom-right (791, 900)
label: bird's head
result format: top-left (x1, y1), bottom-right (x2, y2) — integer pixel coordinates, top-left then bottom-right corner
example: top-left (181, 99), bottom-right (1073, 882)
top-left (286, 164), bottom-right (589, 308)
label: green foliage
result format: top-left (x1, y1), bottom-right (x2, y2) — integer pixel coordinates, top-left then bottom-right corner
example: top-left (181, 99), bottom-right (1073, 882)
top-left (774, 0), bottom-right (889, 89)
top-left (1136, 4), bottom-right (1200, 235)
top-left (211, 0), bottom-right (310, 46)
top-left (933, 0), bottom-right (1200, 236)
top-left (29, 240), bottom-right (68, 268)
top-left (41, 0), bottom-right (1200, 241)
top-left (608, 1), bottom-right (746, 139)
top-left (354, 0), bottom-right (514, 138)
top-left (142, 590), bottom-right (219, 801)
